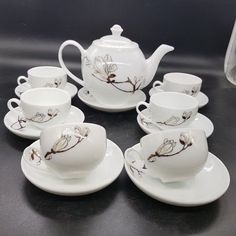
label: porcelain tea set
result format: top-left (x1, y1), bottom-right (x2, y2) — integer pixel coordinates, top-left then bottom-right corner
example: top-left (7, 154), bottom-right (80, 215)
top-left (4, 24), bottom-right (229, 206)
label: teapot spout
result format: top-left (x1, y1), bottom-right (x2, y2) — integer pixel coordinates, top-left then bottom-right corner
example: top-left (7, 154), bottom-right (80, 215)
top-left (144, 44), bottom-right (174, 88)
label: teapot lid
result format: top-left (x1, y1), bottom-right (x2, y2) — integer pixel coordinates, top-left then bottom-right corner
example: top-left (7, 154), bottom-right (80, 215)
top-left (93, 24), bottom-right (138, 48)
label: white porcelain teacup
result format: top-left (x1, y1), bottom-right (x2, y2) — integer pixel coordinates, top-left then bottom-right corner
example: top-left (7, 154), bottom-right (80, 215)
top-left (136, 92), bottom-right (199, 130)
top-left (125, 129), bottom-right (208, 183)
top-left (17, 66), bottom-right (67, 90)
top-left (7, 88), bottom-right (71, 129)
top-left (40, 123), bottom-right (107, 179)
top-left (153, 72), bottom-right (202, 97)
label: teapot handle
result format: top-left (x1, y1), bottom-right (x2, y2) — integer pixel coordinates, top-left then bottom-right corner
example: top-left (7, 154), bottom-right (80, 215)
top-left (58, 40), bottom-right (86, 87)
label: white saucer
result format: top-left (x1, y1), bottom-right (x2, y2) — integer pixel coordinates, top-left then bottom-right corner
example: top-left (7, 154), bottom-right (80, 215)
top-left (4, 106), bottom-right (85, 140)
top-left (137, 108), bottom-right (214, 138)
top-left (149, 88), bottom-right (209, 108)
top-left (15, 82), bottom-right (78, 98)
top-left (78, 87), bottom-right (146, 112)
top-left (125, 143), bottom-right (230, 207)
top-left (21, 139), bottom-right (124, 196)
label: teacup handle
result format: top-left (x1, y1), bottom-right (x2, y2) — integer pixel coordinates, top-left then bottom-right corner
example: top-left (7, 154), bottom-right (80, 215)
top-left (136, 101), bottom-right (153, 123)
top-left (136, 101), bottom-right (164, 130)
top-left (7, 98), bottom-right (20, 111)
top-left (152, 80), bottom-right (163, 89)
top-left (7, 98), bottom-right (22, 117)
top-left (58, 40), bottom-right (86, 87)
top-left (17, 76), bottom-right (28, 85)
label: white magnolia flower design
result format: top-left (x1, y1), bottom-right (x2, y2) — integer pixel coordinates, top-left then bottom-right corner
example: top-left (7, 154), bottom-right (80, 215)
top-left (84, 54), bottom-right (144, 93)
top-left (183, 86), bottom-right (199, 96)
top-left (179, 132), bottom-right (193, 147)
top-left (94, 54), bottom-right (117, 82)
top-left (156, 111), bottom-right (193, 126)
top-left (74, 126), bottom-right (90, 138)
top-left (52, 135), bottom-right (72, 152)
top-left (47, 108), bottom-right (59, 118)
top-left (147, 133), bottom-right (193, 163)
top-left (165, 116), bottom-right (181, 125)
top-left (182, 112), bottom-right (192, 120)
top-left (31, 112), bottom-right (46, 122)
top-left (44, 126), bottom-right (90, 160)
top-left (157, 138), bottom-right (177, 156)
top-left (44, 79), bottom-right (62, 88)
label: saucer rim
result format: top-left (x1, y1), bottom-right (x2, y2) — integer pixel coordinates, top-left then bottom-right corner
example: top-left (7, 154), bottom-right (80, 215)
top-left (15, 82), bottom-right (78, 98)
top-left (149, 88), bottom-right (209, 108)
top-left (21, 139), bottom-right (124, 196)
top-left (137, 109), bottom-right (214, 138)
top-left (78, 87), bottom-right (146, 112)
top-left (124, 143), bottom-right (230, 207)
top-left (4, 105), bottom-right (85, 140)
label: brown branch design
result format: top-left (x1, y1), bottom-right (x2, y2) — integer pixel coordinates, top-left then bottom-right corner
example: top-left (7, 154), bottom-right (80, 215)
top-left (147, 133), bottom-right (193, 162)
top-left (156, 112), bottom-right (192, 126)
top-left (27, 109), bottom-right (59, 123)
top-left (10, 116), bottom-right (27, 130)
top-left (44, 126), bottom-right (90, 160)
top-left (140, 112), bottom-right (193, 128)
top-left (141, 112), bottom-right (192, 128)
top-left (84, 54), bottom-right (144, 93)
top-left (128, 160), bottom-right (146, 177)
top-left (29, 148), bottom-right (42, 165)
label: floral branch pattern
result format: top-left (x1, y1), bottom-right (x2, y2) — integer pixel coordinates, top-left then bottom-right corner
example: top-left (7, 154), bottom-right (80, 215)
top-left (140, 117), bottom-right (154, 128)
top-left (84, 55), bottom-right (145, 93)
top-left (44, 78), bottom-right (62, 88)
top-left (147, 132), bottom-right (193, 162)
top-left (156, 112), bottom-right (192, 127)
top-left (140, 112), bottom-right (193, 128)
top-left (29, 148), bottom-right (42, 165)
top-left (10, 116), bottom-right (27, 130)
top-left (128, 160), bottom-right (146, 177)
top-left (182, 86), bottom-right (200, 96)
top-left (27, 109), bottom-right (59, 123)
top-left (44, 126), bottom-right (90, 160)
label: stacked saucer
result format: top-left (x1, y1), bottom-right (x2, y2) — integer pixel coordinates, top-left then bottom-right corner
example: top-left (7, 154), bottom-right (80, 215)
top-left (15, 66), bottom-right (78, 98)
top-left (149, 87), bottom-right (208, 108)
top-left (137, 109), bottom-right (214, 137)
top-left (124, 130), bottom-right (230, 206)
top-left (148, 72), bottom-right (209, 108)
top-left (78, 87), bottom-right (146, 112)
top-left (58, 25), bottom-right (174, 112)
top-left (15, 81), bottom-right (78, 98)
top-left (5, 87), bottom-right (84, 140)
top-left (21, 123), bottom-right (124, 195)
top-left (136, 91), bottom-right (214, 137)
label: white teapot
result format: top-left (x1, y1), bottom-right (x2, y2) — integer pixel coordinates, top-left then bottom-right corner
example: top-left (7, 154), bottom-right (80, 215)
top-left (58, 24), bottom-right (174, 106)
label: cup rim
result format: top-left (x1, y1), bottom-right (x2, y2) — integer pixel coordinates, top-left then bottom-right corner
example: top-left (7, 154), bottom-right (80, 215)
top-left (164, 72), bottom-right (202, 84)
top-left (140, 128), bottom-right (206, 144)
top-left (20, 87), bottom-right (71, 106)
top-left (150, 91), bottom-right (199, 110)
top-left (28, 66), bottom-right (66, 78)
top-left (40, 122), bottom-right (106, 137)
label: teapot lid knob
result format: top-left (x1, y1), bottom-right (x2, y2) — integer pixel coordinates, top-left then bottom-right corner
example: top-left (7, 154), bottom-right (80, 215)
top-left (96, 24), bottom-right (138, 48)
top-left (110, 24), bottom-right (123, 37)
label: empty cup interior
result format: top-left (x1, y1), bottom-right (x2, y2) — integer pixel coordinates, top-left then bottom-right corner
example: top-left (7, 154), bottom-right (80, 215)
top-left (21, 88), bottom-right (70, 106)
top-left (151, 92), bottom-right (198, 109)
top-left (165, 72), bottom-right (202, 85)
top-left (28, 66), bottom-right (65, 78)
